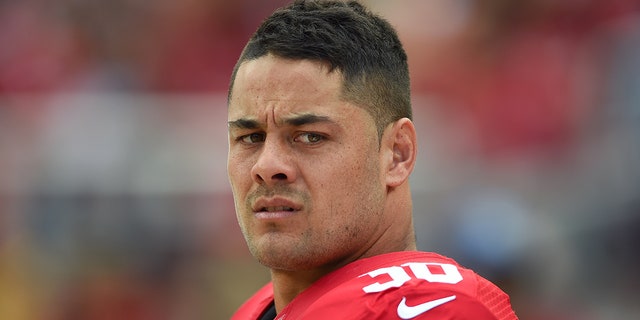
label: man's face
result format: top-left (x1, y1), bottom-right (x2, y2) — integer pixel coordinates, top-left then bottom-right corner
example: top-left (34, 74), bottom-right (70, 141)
top-left (227, 55), bottom-right (388, 271)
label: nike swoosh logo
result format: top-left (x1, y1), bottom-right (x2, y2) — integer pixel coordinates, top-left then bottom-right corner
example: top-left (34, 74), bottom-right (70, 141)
top-left (396, 295), bottom-right (457, 319)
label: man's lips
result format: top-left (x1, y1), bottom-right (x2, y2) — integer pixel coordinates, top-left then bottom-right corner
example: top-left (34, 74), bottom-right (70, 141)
top-left (252, 197), bottom-right (302, 219)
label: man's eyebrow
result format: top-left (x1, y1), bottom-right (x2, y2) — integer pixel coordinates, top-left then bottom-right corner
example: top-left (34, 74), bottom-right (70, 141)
top-left (228, 118), bottom-right (259, 129)
top-left (228, 114), bottom-right (333, 129)
top-left (283, 114), bottom-right (332, 126)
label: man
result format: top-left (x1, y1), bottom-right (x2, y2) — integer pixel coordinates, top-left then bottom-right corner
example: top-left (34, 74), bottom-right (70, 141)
top-left (226, 1), bottom-right (518, 319)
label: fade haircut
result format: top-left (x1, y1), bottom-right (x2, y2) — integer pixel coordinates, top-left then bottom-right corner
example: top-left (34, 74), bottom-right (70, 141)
top-left (228, 0), bottom-right (411, 139)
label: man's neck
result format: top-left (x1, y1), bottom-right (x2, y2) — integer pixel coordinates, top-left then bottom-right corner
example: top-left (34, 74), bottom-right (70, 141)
top-left (268, 204), bottom-right (418, 313)
top-left (270, 268), bottom-right (329, 312)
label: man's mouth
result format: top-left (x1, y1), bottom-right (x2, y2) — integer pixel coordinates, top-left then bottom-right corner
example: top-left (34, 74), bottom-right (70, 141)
top-left (260, 206), bottom-right (295, 212)
top-left (251, 196), bottom-right (302, 220)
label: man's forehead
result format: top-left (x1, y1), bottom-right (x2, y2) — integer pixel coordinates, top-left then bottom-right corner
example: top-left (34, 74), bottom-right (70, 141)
top-left (232, 56), bottom-right (340, 96)
top-left (227, 55), bottom-right (376, 130)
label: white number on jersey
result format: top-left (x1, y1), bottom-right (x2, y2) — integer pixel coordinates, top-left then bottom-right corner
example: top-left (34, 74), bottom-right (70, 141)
top-left (360, 262), bottom-right (463, 293)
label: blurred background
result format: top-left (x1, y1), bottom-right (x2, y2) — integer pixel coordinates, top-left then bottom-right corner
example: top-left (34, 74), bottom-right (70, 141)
top-left (0, 0), bottom-right (638, 319)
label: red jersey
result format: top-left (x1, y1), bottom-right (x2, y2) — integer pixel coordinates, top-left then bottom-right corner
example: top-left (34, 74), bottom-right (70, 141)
top-left (232, 251), bottom-right (518, 319)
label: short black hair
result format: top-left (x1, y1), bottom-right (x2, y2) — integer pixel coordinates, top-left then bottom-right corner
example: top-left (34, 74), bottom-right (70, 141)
top-left (228, 0), bottom-right (411, 139)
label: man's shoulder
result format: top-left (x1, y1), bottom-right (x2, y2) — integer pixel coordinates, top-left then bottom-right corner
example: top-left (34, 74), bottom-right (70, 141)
top-left (231, 251), bottom-right (518, 320)
top-left (328, 250), bottom-right (484, 295)
top-left (289, 251), bottom-right (517, 320)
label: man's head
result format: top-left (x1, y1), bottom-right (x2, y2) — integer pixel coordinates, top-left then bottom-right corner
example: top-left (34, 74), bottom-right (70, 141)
top-left (227, 0), bottom-right (417, 273)
top-left (228, 0), bottom-right (411, 139)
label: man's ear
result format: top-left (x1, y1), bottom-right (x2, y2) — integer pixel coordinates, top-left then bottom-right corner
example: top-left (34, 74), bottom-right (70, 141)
top-left (383, 118), bottom-right (417, 188)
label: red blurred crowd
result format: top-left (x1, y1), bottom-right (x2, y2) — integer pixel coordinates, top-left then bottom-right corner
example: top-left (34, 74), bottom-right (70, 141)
top-left (1, 0), bottom-right (639, 319)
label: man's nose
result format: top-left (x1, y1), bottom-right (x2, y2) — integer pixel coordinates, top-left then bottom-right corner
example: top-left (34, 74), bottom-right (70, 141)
top-left (250, 138), bottom-right (296, 185)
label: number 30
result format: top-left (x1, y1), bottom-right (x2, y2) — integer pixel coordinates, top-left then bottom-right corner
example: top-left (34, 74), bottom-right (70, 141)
top-left (360, 262), bottom-right (463, 293)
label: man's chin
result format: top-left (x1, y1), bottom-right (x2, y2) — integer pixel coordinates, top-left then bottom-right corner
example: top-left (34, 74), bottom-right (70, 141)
top-left (252, 241), bottom-right (317, 271)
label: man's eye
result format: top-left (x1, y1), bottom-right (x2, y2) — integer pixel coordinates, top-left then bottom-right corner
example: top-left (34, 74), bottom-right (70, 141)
top-left (240, 133), bottom-right (265, 144)
top-left (295, 132), bottom-right (324, 144)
